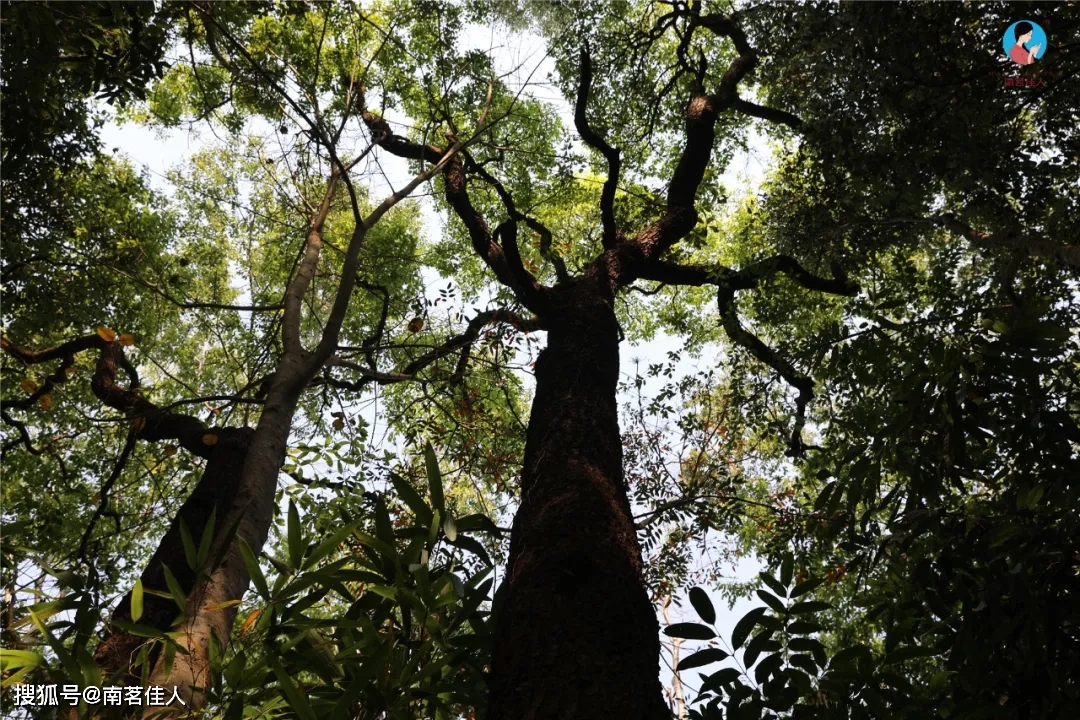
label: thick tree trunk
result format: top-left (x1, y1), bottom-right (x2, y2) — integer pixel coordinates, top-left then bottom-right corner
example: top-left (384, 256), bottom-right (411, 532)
top-left (488, 279), bottom-right (669, 720)
top-left (94, 428), bottom-right (253, 695)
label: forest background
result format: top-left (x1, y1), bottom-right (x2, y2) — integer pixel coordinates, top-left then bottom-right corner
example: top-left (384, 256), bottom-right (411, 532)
top-left (1, 2), bottom-right (1077, 720)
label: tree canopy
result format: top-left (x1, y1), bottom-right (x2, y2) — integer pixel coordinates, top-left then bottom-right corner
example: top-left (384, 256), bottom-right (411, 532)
top-left (2, 2), bottom-right (1078, 720)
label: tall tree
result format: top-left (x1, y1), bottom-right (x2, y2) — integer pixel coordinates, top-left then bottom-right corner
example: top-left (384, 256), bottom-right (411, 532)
top-left (2, 2), bottom-right (1077, 719)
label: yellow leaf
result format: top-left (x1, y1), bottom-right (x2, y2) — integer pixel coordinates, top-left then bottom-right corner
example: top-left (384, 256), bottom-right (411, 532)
top-left (38, 395), bottom-right (53, 410)
top-left (206, 599), bottom-right (243, 612)
top-left (332, 418), bottom-right (345, 431)
top-left (240, 609), bottom-right (261, 636)
top-left (19, 378), bottom-right (38, 394)
top-left (132, 416), bottom-right (147, 433)
top-left (202, 434), bottom-right (219, 446)
top-left (96, 326), bottom-right (117, 342)
top-left (163, 444), bottom-right (178, 457)
top-left (118, 333), bottom-right (135, 347)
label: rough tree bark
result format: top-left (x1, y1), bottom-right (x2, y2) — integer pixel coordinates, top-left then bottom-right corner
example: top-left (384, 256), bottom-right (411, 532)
top-left (361, 13), bottom-right (858, 719)
top-left (487, 279), bottom-right (670, 719)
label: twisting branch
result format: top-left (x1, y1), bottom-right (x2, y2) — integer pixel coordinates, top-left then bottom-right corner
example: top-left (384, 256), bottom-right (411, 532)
top-left (77, 430), bottom-right (137, 564)
top-left (575, 48), bottom-right (622, 250)
top-left (360, 113), bottom-right (548, 312)
top-left (355, 279), bottom-right (391, 370)
top-left (2, 334), bottom-right (218, 459)
top-left (467, 157), bottom-right (570, 283)
top-left (718, 288), bottom-right (813, 458)
top-left (630, 256), bottom-right (855, 457)
top-left (636, 255), bottom-right (857, 296)
top-left (323, 309), bottom-right (544, 390)
top-left (698, 13), bottom-right (802, 128)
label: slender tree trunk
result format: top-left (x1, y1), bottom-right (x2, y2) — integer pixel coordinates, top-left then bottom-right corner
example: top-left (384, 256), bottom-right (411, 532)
top-left (488, 279), bottom-right (669, 720)
top-left (93, 428), bottom-right (253, 694)
top-left (148, 361), bottom-right (311, 709)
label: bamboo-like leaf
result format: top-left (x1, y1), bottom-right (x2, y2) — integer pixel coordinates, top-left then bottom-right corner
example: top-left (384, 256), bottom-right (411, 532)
top-left (270, 655), bottom-right (318, 720)
top-left (303, 518), bottom-right (362, 570)
top-left (161, 564), bottom-right (187, 611)
top-left (390, 472), bottom-right (433, 525)
top-left (197, 507), bottom-right (217, 567)
top-left (179, 518), bottom-right (198, 570)
top-left (238, 538), bottom-right (270, 599)
top-left (131, 578), bottom-right (144, 622)
top-left (424, 442), bottom-right (445, 514)
top-left (287, 500), bottom-right (303, 569)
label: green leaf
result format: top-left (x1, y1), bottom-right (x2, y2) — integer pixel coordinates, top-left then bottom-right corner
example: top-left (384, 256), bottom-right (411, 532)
top-left (789, 652), bottom-right (819, 675)
top-left (731, 607), bottom-right (766, 650)
top-left (424, 442), bottom-right (445, 514)
top-left (131, 578), bottom-right (144, 622)
top-left (883, 644), bottom-right (937, 665)
top-left (161, 564), bottom-right (187, 611)
top-left (448, 534), bottom-right (492, 565)
top-left (443, 513), bottom-right (458, 542)
top-left (829, 644), bottom-right (872, 671)
top-left (664, 622), bottom-right (716, 640)
top-left (760, 572), bottom-right (787, 599)
top-left (111, 619), bottom-right (168, 638)
top-left (790, 637), bottom-right (827, 668)
top-left (787, 619), bottom-right (822, 634)
top-left (287, 500), bottom-right (303, 569)
top-left (688, 586), bottom-right (716, 624)
top-left (754, 650), bottom-right (784, 684)
top-left (677, 647), bottom-right (729, 671)
top-left (780, 554), bottom-right (794, 588)
top-left (756, 589), bottom-right (786, 613)
top-left (238, 538), bottom-right (271, 599)
top-left (269, 655), bottom-right (317, 720)
top-left (390, 472), bottom-right (433, 525)
top-left (789, 577), bottom-right (824, 598)
top-left (197, 507), bottom-right (217, 567)
top-left (788, 600), bottom-right (831, 615)
top-left (743, 628), bottom-right (777, 667)
top-left (700, 667), bottom-right (742, 695)
top-left (303, 518), bottom-right (362, 570)
top-left (179, 517), bottom-right (198, 570)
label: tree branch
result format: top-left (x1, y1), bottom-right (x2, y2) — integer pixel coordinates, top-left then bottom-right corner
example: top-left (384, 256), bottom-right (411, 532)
top-left (467, 157), bottom-right (570, 283)
top-left (732, 97), bottom-right (803, 130)
top-left (361, 113), bottom-right (548, 312)
top-left (323, 309), bottom-right (544, 390)
top-left (718, 288), bottom-right (813, 458)
top-left (2, 334), bottom-right (217, 459)
top-left (575, 48), bottom-right (622, 250)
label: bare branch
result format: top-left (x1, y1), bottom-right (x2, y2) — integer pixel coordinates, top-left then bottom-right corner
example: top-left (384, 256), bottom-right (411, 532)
top-left (732, 97), bottom-right (803, 130)
top-left (718, 288), bottom-right (813, 458)
top-left (324, 309), bottom-right (544, 391)
top-left (360, 114), bottom-right (548, 312)
top-left (575, 48), bottom-right (622, 250)
top-left (468, 157), bottom-right (571, 283)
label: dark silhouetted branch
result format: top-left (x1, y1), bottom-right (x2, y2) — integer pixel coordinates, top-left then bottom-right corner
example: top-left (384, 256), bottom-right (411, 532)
top-left (575, 48), bottom-right (622, 250)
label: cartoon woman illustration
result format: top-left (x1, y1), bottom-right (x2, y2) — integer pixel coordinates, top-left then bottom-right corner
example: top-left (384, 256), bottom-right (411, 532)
top-left (1009, 21), bottom-right (1042, 65)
